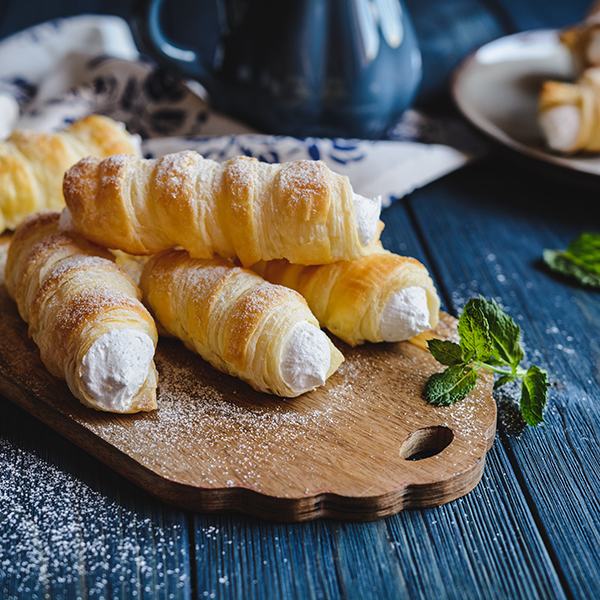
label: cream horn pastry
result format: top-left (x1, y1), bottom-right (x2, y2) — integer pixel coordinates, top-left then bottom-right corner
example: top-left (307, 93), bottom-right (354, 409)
top-left (4, 211), bottom-right (158, 413)
top-left (0, 114), bottom-right (140, 234)
top-left (538, 67), bottom-right (600, 153)
top-left (252, 246), bottom-right (440, 347)
top-left (559, 2), bottom-right (600, 72)
top-left (139, 250), bottom-right (344, 397)
top-left (62, 150), bottom-right (383, 267)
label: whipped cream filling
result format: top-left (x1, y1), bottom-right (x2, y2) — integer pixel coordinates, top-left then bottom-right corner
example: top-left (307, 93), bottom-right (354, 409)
top-left (380, 286), bottom-right (430, 342)
top-left (539, 105), bottom-right (581, 152)
top-left (58, 207), bottom-right (76, 231)
top-left (280, 322), bottom-right (331, 394)
top-left (353, 192), bottom-right (382, 246)
top-left (81, 328), bottom-right (155, 412)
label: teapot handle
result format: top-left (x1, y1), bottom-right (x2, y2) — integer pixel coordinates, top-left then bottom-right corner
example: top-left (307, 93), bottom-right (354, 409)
top-left (130, 0), bottom-right (214, 86)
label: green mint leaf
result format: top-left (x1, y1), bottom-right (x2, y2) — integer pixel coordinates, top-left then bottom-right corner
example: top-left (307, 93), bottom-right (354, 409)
top-left (520, 365), bottom-right (549, 426)
top-left (424, 296), bottom-right (550, 427)
top-left (544, 232), bottom-right (600, 289)
top-left (567, 232), bottom-right (600, 274)
top-left (427, 339), bottom-right (464, 366)
top-left (424, 365), bottom-right (478, 407)
top-left (473, 297), bottom-right (524, 371)
top-left (493, 374), bottom-right (517, 389)
top-left (457, 300), bottom-right (492, 362)
top-left (543, 248), bottom-right (600, 289)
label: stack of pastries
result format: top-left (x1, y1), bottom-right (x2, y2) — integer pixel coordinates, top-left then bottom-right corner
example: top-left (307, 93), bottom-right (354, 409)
top-left (4, 121), bottom-right (441, 413)
top-left (538, 2), bottom-right (600, 153)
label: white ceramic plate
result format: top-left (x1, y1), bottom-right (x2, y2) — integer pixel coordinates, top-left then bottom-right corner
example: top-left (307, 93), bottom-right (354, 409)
top-left (452, 29), bottom-right (600, 177)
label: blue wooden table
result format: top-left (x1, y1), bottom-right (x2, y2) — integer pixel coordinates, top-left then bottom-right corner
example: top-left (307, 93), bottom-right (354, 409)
top-left (1, 0), bottom-right (599, 598)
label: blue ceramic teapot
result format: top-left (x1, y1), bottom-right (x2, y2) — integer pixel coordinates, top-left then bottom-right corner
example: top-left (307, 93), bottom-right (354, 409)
top-left (131, 0), bottom-right (422, 138)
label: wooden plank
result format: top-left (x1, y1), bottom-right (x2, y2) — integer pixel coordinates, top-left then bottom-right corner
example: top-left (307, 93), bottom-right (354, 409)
top-left (0, 198), bottom-right (567, 598)
top-left (379, 198), bottom-right (568, 600)
top-left (387, 443), bottom-right (567, 599)
top-left (0, 397), bottom-right (192, 600)
top-left (408, 158), bottom-right (600, 598)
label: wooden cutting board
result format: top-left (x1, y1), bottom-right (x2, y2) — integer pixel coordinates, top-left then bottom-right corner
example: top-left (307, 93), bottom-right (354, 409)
top-left (0, 235), bottom-right (496, 522)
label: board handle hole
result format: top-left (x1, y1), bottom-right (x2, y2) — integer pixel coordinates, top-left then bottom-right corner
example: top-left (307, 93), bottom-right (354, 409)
top-left (399, 426), bottom-right (454, 461)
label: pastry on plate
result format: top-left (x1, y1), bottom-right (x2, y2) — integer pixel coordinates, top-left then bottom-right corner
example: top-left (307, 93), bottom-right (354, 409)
top-left (559, 1), bottom-right (600, 72)
top-left (62, 150), bottom-right (382, 266)
top-left (139, 249), bottom-right (344, 397)
top-left (538, 67), bottom-right (600, 153)
top-left (0, 114), bottom-right (140, 233)
top-left (253, 246), bottom-right (440, 346)
top-left (4, 211), bottom-right (158, 413)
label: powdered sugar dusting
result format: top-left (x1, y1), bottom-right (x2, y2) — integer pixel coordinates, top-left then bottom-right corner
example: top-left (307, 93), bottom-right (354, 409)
top-left (155, 151), bottom-right (201, 200)
top-left (2, 241), bottom-right (494, 505)
top-left (86, 339), bottom-right (366, 494)
top-left (277, 161), bottom-right (329, 214)
top-left (53, 287), bottom-right (141, 335)
top-left (0, 434), bottom-right (189, 598)
top-left (80, 333), bottom-right (496, 499)
top-left (224, 156), bottom-right (255, 191)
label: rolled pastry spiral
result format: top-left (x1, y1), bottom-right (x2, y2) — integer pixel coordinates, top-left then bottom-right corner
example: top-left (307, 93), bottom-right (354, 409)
top-left (62, 150), bottom-right (383, 267)
top-left (559, 1), bottom-right (600, 72)
top-left (139, 250), bottom-right (344, 397)
top-left (0, 114), bottom-right (140, 233)
top-left (4, 211), bottom-right (158, 413)
top-left (253, 247), bottom-right (440, 347)
top-left (538, 67), bottom-right (600, 153)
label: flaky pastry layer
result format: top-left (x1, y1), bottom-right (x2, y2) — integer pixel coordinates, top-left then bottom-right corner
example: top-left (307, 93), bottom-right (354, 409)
top-left (0, 114), bottom-right (139, 233)
top-left (253, 246), bottom-right (440, 346)
top-left (63, 150), bottom-right (381, 266)
top-left (5, 211), bottom-right (158, 413)
top-left (139, 250), bottom-right (344, 397)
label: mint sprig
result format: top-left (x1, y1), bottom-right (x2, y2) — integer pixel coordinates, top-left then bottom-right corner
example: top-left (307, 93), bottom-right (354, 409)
top-left (424, 297), bottom-right (548, 426)
top-left (543, 232), bottom-right (600, 288)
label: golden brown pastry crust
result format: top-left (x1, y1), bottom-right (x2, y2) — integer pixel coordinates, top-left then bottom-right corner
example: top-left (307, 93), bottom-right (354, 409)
top-left (5, 211), bottom-right (158, 413)
top-left (0, 114), bottom-right (139, 233)
top-left (539, 68), bottom-right (600, 153)
top-left (139, 250), bottom-right (344, 397)
top-left (63, 150), bottom-right (382, 266)
top-left (253, 246), bottom-right (440, 346)
top-left (560, 2), bottom-right (600, 72)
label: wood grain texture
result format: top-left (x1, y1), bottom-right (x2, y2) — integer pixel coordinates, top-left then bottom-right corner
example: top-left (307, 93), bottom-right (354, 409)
top-left (371, 199), bottom-right (569, 600)
top-left (191, 463), bottom-right (568, 600)
top-left (0, 236), bottom-right (495, 522)
top-left (0, 395), bottom-right (192, 600)
top-left (409, 158), bottom-right (600, 598)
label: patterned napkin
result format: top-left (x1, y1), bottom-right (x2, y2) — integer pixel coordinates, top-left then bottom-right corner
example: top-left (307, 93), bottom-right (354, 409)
top-left (0, 14), bottom-right (487, 206)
